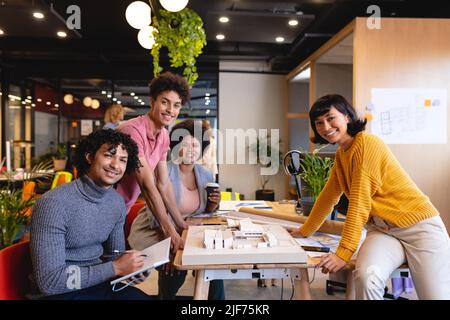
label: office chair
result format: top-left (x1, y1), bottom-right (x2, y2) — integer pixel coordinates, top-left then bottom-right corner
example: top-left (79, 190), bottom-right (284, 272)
top-left (0, 240), bottom-right (32, 300)
top-left (124, 201), bottom-right (145, 249)
top-left (51, 171), bottom-right (73, 189)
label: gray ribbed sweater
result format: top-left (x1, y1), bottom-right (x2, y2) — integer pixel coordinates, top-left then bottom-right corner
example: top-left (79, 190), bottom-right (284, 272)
top-left (30, 175), bottom-right (126, 296)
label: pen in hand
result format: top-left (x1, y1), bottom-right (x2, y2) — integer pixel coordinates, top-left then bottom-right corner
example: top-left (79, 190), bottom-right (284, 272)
top-left (103, 250), bottom-right (148, 258)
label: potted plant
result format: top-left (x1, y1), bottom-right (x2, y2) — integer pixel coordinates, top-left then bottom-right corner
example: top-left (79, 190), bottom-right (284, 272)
top-left (0, 160), bottom-right (53, 249)
top-left (297, 148), bottom-right (334, 216)
top-left (249, 134), bottom-right (283, 201)
top-left (151, 8), bottom-right (206, 85)
top-left (52, 143), bottom-right (67, 172)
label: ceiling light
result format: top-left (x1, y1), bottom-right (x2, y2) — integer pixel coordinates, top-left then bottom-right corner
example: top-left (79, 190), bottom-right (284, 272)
top-left (26, 95), bottom-right (32, 99)
top-left (0, 29), bottom-right (4, 36)
top-left (125, 1), bottom-right (151, 30)
top-left (91, 99), bottom-right (100, 109)
top-left (107, 94), bottom-right (112, 98)
top-left (37, 98), bottom-right (42, 102)
top-left (206, 109), bottom-right (210, 114)
top-left (117, 101), bottom-right (122, 104)
top-left (63, 94), bottom-right (74, 104)
top-left (205, 93), bottom-right (210, 97)
top-left (134, 96), bottom-right (139, 100)
top-left (219, 17), bottom-right (229, 23)
top-left (33, 12), bottom-right (45, 19)
top-left (275, 36), bottom-right (285, 43)
top-left (54, 104), bottom-right (59, 107)
top-left (46, 101), bottom-right (51, 105)
top-left (83, 96), bottom-right (92, 107)
top-left (138, 26), bottom-right (157, 49)
top-left (141, 102), bottom-right (145, 105)
top-left (130, 92), bottom-right (135, 96)
top-left (57, 31), bottom-right (67, 38)
top-left (22, 101), bottom-right (26, 105)
top-left (216, 34), bottom-right (225, 40)
top-left (159, 0), bottom-right (189, 12)
top-left (288, 19), bottom-right (299, 26)
top-left (101, 90), bottom-right (107, 95)
top-left (112, 97), bottom-right (117, 101)
top-left (31, 103), bottom-right (36, 107)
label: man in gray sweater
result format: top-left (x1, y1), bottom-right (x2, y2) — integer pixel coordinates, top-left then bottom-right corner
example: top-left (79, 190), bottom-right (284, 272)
top-left (30, 129), bottom-right (151, 299)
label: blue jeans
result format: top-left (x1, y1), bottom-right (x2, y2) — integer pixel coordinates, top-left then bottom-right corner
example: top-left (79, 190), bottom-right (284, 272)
top-left (158, 270), bottom-right (225, 300)
top-left (42, 281), bottom-right (152, 300)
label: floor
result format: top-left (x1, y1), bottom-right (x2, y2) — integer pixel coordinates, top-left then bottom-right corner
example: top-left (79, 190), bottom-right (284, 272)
top-left (136, 268), bottom-right (418, 300)
top-left (136, 268), bottom-right (344, 300)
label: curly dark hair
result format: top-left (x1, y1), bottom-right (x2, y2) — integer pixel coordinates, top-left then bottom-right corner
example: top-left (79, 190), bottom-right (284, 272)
top-left (169, 119), bottom-right (211, 159)
top-left (149, 71), bottom-right (191, 105)
top-left (309, 94), bottom-right (367, 145)
top-left (74, 129), bottom-right (141, 177)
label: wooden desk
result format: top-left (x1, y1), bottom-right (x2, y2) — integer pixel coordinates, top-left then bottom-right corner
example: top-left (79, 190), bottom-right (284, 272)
top-left (173, 229), bottom-right (321, 300)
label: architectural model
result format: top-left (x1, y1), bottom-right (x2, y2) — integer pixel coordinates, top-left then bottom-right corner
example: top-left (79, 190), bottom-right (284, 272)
top-left (182, 220), bottom-right (307, 266)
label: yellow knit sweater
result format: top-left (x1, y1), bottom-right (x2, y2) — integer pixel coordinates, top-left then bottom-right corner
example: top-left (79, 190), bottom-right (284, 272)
top-left (299, 132), bottom-right (439, 262)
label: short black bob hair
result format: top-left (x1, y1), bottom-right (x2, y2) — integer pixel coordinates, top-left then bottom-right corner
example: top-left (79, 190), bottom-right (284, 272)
top-left (309, 94), bottom-right (367, 145)
top-left (149, 71), bottom-right (191, 106)
top-left (169, 119), bottom-right (211, 158)
top-left (74, 129), bottom-right (141, 177)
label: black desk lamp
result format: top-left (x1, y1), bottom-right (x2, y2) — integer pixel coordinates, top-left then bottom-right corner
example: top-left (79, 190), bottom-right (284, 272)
top-left (283, 150), bottom-right (304, 213)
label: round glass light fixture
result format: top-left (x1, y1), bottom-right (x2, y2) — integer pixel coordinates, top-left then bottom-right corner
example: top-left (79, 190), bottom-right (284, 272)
top-left (0, 29), bottom-right (5, 36)
top-left (63, 94), bottom-right (74, 104)
top-left (288, 19), bottom-right (299, 26)
top-left (159, 0), bottom-right (189, 12)
top-left (275, 36), bottom-right (285, 43)
top-left (83, 96), bottom-right (92, 107)
top-left (57, 31), bottom-right (67, 38)
top-left (125, 1), bottom-right (151, 30)
top-left (219, 16), bottom-right (229, 23)
top-left (137, 26), bottom-right (157, 49)
top-left (216, 34), bottom-right (225, 40)
top-left (91, 99), bottom-right (100, 109)
top-left (33, 12), bottom-right (45, 19)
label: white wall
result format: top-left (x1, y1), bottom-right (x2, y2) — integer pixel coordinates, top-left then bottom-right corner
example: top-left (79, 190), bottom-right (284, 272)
top-left (218, 72), bottom-right (287, 200)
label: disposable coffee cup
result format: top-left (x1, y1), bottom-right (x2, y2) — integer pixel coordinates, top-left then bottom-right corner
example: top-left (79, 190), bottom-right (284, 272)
top-left (206, 182), bottom-right (220, 210)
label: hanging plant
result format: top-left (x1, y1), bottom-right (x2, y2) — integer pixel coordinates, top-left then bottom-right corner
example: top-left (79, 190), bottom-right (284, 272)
top-left (151, 8), bottom-right (206, 85)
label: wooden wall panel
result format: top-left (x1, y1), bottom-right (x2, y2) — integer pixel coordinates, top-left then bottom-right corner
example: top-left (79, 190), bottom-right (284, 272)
top-left (354, 17), bottom-right (450, 229)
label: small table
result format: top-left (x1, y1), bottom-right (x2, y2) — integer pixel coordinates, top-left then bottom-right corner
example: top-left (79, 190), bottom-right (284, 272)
top-left (173, 229), bottom-right (321, 300)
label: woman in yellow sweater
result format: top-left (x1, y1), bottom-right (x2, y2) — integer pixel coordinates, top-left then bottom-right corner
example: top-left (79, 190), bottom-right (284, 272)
top-left (290, 94), bottom-right (450, 299)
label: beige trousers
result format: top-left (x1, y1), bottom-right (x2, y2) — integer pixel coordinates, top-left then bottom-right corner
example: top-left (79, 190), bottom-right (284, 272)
top-left (353, 216), bottom-right (450, 300)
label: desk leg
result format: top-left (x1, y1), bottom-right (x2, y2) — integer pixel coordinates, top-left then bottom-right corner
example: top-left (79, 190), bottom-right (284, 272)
top-left (345, 269), bottom-right (355, 300)
top-left (193, 270), bottom-right (210, 300)
top-left (293, 269), bottom-right (312, 300)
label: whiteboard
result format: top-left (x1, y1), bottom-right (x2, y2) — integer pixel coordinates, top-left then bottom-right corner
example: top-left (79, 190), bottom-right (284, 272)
top-left (369, 88), bottom-right (447, 144)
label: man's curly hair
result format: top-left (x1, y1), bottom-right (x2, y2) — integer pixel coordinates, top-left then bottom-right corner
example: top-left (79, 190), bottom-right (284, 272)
top-left (149, 71), bottom-right (191, 105)
top-left (74, 129), bottom-right (141, 177)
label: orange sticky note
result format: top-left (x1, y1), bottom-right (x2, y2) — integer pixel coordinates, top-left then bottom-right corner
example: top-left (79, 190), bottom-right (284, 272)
top-left (425, 99), bottom-right (431, 107)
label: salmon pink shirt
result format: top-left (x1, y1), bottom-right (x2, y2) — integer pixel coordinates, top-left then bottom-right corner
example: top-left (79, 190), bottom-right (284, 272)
top-left (115, 114), bottom-right (170, 212)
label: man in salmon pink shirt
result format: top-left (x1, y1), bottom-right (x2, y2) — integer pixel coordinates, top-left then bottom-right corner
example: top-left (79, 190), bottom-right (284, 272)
top-left (116, 72), bottom-right (190, 252)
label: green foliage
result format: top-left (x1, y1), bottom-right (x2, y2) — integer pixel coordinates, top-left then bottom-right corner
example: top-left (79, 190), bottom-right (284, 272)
top-left (298, 148), bottom-right (334, 201)
top-left (249, 134), bottom-right (283, 190)
top-left (54, 143), bottom-right (67, 160)
top-left (0, 189), bottom-right (34, 249)
top-left (0, 160), bottom-right (53, 249)
top-left (151, 8), bottom-right (206, 85)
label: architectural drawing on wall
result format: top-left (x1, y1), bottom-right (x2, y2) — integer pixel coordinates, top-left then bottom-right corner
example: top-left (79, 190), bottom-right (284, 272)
top-left (369, 88), bottom-right (447, 144)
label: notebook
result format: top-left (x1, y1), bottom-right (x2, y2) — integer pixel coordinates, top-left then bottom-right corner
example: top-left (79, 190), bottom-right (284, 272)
top-left (110, 237), bottom-right (171, 286)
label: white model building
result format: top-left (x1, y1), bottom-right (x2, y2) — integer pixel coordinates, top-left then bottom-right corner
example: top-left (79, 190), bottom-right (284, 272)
top-left (203, 218), bottom-right (280, 250)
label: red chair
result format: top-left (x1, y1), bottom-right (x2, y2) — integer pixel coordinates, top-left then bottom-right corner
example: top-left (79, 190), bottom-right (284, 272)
top-left (124, 201), bottom-right (145, 249)
top-left (0, 241), bottom-right (32, 300)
